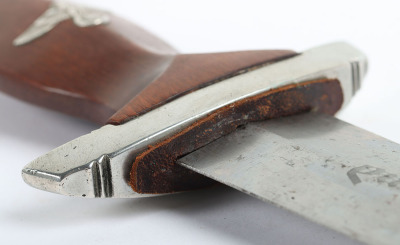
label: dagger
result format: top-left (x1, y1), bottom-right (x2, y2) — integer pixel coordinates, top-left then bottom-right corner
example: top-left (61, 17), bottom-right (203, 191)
top-left (1, 1), bottom-right (399, 245)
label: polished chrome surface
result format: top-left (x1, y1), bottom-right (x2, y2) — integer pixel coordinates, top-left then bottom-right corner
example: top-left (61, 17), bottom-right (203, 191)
top-left (21, 42), bottom-right (367, 198)
top-left (13, 0), bottom-right (110, 46)
top-left (179, 113), bottom-right (400, 245)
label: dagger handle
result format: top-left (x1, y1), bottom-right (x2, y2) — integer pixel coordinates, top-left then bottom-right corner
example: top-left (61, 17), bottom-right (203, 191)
top-left (0, 0), bottom-right (177, 124)
top-left (1, 0), bottom-right (347, 194)
top-left (0, 0), bottom-right (296, 125)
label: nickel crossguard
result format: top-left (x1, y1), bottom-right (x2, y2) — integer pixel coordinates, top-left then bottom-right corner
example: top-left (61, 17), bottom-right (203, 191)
top-left (19, 41), bottom-right (367, 197)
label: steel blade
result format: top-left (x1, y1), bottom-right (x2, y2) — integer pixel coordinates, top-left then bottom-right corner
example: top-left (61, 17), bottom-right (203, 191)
top-left (178, 113), bottom-right (400, 245)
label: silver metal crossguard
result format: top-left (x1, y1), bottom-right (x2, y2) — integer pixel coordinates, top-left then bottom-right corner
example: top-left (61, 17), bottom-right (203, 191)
top-left (22, 42), bottom-right (367, 198)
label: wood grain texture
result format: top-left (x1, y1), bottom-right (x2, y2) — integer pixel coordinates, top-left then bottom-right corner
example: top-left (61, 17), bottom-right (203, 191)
top-left (0, 0), bottom-right (296, 125)
top-left (131, 79), bottom-right (344, 194)
top-left (107, 50), bottom-right (297, 124)
top-left (0, 0), bottom-right (176, 124)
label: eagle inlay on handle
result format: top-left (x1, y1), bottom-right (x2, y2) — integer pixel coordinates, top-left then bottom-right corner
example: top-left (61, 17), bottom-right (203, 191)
top-left (13, 0), bottom-right (110, 46)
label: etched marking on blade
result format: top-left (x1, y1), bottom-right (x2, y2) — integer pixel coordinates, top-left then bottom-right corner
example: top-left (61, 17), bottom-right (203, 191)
top-left (348, 165), bottom-right (400, 189)
top-left (178, 113), bottom-right (400, 245)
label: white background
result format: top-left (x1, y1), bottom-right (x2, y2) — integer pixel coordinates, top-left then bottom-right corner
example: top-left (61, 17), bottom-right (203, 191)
top-left (1, 0), bottom-right (400, 244)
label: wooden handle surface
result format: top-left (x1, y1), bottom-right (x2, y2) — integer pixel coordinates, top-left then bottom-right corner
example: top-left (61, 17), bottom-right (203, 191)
top-left (0, 0), bottom-right (344, 194)
top-left (0, 0), bottom-right (296, 125)
top-left (0, 0), bottom-right (176, 124)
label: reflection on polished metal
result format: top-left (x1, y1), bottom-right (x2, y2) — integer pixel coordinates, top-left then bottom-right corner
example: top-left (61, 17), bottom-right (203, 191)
top-left (21, 42), bottom-right (367, 198)
top-left (13, 0), bottom-right (110, 46)
top-left (179, 113), bottom-right (400, 245)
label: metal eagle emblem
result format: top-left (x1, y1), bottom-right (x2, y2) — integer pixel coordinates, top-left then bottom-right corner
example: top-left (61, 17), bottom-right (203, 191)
top-left (13, 0), bottom-right (110, 46)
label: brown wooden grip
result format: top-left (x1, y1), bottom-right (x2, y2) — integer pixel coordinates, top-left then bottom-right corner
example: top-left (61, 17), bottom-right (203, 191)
top-left (0, 0), bottom-right (297, 125)
top-left (0, 0), bottom-right (176, 124)
top-left (107, 50), bottom-right (298, 125)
